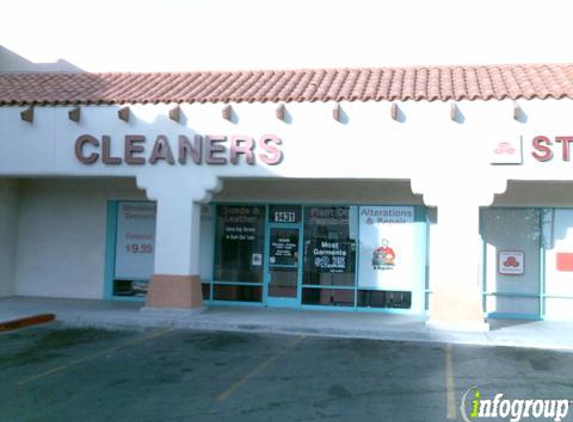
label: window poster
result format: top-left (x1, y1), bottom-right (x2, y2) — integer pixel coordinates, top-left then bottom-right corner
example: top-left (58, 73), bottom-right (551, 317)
top-left (114, 202), bottom-right (157, 280)
top-left (269, 228), bottom-right (299, 266)
top-left (214, 205), bottom-right (265, 282)
top-left (498, 250), bottom-right (525, 275)
top-left (308, 238), bottom-right (350, 273)
top-left (304, 206), bottom-right (355, 275)
top-left (358, 206), bottom-right (416, 290)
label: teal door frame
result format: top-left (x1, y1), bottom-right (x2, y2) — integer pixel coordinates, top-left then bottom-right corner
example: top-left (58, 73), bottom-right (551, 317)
top-left (264, 222), bottom-right (303, 308)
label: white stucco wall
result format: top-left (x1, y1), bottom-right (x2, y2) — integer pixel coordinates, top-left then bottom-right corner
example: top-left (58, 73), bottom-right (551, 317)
top-left (2, 99), bottom-right (573, 191)
top-left (11, 177), bottom-right (218, 299)
top-left (0, 179), bottom-right (19, 296)
top-left (14, 179), bottom-right (145, 299)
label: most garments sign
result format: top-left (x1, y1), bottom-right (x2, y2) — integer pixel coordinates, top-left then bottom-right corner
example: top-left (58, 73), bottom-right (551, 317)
top-left (358, 206), bottom-right (416, 290)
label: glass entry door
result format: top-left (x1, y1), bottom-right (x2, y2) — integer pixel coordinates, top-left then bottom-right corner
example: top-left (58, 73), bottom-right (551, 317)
top-left (265, 225), bottom-right (302, 307)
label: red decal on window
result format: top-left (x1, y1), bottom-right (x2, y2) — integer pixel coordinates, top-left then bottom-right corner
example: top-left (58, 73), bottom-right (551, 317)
top-left (556, 253), bottom-right (573, 272)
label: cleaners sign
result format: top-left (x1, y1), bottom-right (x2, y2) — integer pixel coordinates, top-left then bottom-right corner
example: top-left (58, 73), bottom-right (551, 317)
top-left (75, 133), bottom-right (283, 166)
top-left (358, 206), bottom-right (416, 290)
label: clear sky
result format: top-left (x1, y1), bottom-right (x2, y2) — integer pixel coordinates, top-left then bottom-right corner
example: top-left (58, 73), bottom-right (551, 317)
top-left (1, 0), bottom-right (571, 72)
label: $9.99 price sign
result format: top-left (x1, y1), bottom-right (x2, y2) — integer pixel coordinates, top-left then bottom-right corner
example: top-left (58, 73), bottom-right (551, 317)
top-left (125, 243), bottom-right (153, 254)
top-left (115, 202), bottom-right (157, 279)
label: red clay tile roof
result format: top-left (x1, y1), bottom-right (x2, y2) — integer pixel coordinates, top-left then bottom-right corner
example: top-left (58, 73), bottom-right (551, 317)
top-left (1, 64), bottom-right (573, 106)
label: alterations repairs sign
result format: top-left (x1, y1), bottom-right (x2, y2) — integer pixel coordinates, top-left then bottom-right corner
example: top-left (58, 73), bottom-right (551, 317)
top-left (358, 206), bottom-right (416, 290)
top-left (114, 202), bottom-right (156, 279)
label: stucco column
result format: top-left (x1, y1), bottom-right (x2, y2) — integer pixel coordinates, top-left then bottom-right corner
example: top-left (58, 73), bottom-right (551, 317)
top-left (145, 198), bottom-right (204, 309)
top-left (412, 163), bottom-right (506, 331)
top-left (426, 201), bottom-right (488, 331)
top-left (136, 171), bottom-right (222, 310)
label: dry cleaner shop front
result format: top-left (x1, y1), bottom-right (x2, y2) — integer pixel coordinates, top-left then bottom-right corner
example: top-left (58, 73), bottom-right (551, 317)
top-left (91, 130), bottom-right (428, 313)
top-left (106, 199), bottom-right (428, 313)
top-left (3, 66), bottom-right (573, 329)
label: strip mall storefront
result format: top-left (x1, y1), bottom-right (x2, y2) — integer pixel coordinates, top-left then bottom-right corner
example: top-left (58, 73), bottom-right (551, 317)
top-left (2, 65), bottom-right (573, 330)
top-left (107, 200), bottom-right (427, 313)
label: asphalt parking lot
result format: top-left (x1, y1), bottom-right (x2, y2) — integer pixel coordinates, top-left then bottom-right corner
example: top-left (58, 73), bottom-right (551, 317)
top-left (1, 324), bottom-right (573, 422)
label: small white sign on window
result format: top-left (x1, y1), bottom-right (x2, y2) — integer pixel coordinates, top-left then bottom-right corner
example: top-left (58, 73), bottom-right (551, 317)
top-left (252, 253), bottom-right (262, 266)
top-left (498, 250), bottom-right (525, 275)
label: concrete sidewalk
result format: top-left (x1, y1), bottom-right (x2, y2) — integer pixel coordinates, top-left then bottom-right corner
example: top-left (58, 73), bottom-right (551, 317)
top-left (1, 296), bottom-right (572, 352)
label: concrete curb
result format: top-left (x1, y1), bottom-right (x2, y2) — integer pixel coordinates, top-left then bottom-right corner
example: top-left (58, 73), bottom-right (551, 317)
top-left (49, 313), bottom-right (573, 353)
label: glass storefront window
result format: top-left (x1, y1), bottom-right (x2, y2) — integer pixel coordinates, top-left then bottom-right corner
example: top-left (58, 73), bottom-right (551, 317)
top-left (357, 290), bottom-right (411, 309)
top-left (213, 205), bottom-right (266, 283)
top-left (213, 285), bottom-right (262, 302)
top-left (267, 267), bottom-right (298, 298)
top-left (481, 208), bottom-right (541, 318)
top-left (113, 279), bottom-right (149, 298)
top-left (542, 209), bottom-right (573, 319)
top-left (302, 288), bottom-right (354, 307)
top-left (357, 206), bottom-right (417, 291)
top-left (112, 201), bottom-right (157, 298)
top-left (202, 283), bottom-right (210, 301)
top-left (206, 203), bottom-right (423, 311)
top-left (302, 206), bottom-right (357, 287)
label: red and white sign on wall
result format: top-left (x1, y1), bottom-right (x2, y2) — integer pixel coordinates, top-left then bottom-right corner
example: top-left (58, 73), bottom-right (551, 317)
top-left (531, 135), bottom-right (573, 162)
top-left (498, 250), bottom-right (525, 275)
top-left (556, 252), bottom-right (573, 272)
top-left (490, 137), bottom-right (523, 165)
